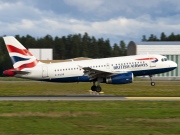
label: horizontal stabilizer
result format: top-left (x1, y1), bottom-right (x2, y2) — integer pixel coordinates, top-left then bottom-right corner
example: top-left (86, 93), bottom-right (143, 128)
top-left (13, 70), bottom-right (30, 74)
top-left (3, 69), bottom-right (30, 76)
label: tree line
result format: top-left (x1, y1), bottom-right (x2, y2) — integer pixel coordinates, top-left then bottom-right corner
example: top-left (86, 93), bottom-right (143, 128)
top-left (0, 32), bottom-right (180, 76)
top-left (142, 32), bottom-right (180, 41)
top-left (0, 33), bottom-right (126, 75)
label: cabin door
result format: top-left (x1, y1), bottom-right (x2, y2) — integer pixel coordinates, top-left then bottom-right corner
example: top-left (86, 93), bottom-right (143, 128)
top-left (150, 57), bottom-right (156, 67)
top-left (42, 66), bottom-right (48, 78)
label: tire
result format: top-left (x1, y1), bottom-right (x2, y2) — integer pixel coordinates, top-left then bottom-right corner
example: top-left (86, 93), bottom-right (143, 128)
top-left (91, 85), bottom-right (97, 91)
top-left (151, 82), bottom-right (155, 86)
top-left (96, 86), bottom-right (102, 92)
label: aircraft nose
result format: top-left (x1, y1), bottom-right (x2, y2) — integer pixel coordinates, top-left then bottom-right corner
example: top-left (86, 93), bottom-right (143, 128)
top-left (171, 61), bottom-right (177, 68)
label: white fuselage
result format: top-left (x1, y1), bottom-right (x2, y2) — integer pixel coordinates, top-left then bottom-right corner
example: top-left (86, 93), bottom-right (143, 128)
top-left (17, 54), bottom-right (177, 83)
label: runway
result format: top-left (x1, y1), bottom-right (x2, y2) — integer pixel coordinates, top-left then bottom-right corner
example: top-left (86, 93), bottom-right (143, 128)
top-left (0, 96), bottom-right (179, 101)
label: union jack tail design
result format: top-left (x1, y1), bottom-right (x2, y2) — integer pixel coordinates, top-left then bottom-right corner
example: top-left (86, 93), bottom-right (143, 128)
top-left (3, 36), bottom-right (39, 70)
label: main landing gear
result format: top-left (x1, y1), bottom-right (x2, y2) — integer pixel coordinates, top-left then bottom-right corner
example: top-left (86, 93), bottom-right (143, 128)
top-left (91, 81), bottom-right (102, 92)
top-left (149, 75), bottom-right (155, 86)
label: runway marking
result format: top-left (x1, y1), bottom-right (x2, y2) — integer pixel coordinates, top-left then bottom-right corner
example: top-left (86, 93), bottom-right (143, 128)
top-left (0, 96), bottom-right (179, 101)
top-left (125, 97), bottom-right (180, 101)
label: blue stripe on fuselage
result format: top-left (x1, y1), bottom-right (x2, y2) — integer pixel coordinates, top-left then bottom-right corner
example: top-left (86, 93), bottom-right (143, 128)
top-left (41, 67), bottom-right (176, 83)
top-left (132, 67), bottom-right (176, 76)
top-left (42, 76), bottom-right (90, 83)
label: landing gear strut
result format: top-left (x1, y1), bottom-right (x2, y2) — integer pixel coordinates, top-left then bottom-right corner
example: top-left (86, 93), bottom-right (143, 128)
top-left (91, 81), bottom-right (97, 91)
top-left (149, 75), bottom-right (155, 86)
top-left (91, 81), bottom-right (102, 92)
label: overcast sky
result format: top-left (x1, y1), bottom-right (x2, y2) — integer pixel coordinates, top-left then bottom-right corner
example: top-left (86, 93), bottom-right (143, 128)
top-left (1, 0), bottom-right (180, 45)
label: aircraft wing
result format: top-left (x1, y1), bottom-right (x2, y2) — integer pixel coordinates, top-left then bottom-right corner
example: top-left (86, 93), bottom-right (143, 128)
top-left (80, 66), bottom-right (129, 81)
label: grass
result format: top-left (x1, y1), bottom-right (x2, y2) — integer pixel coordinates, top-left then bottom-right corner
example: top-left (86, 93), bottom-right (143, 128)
top-left (0, 78), bottom-right (179, 134)
top-left (0, 101), bottom-right (179, 135)
top-left (0, 77), bottom-right (30, 81)
top-left (0, 80), bottom-right (180, 96)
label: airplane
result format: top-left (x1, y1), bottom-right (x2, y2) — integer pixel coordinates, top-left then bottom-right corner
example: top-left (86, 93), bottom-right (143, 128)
top-left (3, 36), bottom-right (177, 92)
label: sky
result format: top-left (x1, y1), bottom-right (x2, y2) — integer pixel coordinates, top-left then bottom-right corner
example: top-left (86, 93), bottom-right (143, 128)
top-left (1, 0), bottom-right (180, 45)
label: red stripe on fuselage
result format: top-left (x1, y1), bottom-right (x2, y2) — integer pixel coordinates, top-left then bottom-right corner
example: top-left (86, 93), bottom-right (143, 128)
top-left (136, 58), bottom-right (155, 60)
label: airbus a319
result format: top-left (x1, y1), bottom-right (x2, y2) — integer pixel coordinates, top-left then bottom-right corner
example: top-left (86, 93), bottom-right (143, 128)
top-left (3, 36), bottom-right (177, 92)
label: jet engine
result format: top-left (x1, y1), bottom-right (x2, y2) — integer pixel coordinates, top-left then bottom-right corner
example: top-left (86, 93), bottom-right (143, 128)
top-left (106, 72), bottom-right (133, 84)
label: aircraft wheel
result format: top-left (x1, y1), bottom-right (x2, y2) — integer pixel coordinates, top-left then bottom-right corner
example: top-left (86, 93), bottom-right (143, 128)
top-left (151, 82), bottom-right (155, 86)
top-left (96, 86), bottom-right (102, 93)
top-left (91, 85), bottom-right (97, 91)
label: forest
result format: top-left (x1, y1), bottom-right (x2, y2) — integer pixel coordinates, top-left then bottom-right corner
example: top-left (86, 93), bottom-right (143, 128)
top-left (0, 32), bottom-right (179, 76)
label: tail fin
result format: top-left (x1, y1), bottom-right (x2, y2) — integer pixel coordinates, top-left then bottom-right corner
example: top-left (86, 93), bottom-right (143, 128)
top-left (3, 36), bottom-right (39, 70)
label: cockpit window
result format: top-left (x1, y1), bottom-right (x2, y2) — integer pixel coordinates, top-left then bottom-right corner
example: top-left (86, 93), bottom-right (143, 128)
top-left (161, 58), bottom-right (168, 62)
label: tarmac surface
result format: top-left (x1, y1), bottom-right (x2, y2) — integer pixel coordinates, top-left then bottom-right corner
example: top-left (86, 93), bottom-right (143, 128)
top-left (0, 95), bottom-right (179, 101)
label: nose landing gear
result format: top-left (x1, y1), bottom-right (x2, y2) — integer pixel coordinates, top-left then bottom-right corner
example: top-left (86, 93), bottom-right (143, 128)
top-left (149, 75), bottom-right (155, 86)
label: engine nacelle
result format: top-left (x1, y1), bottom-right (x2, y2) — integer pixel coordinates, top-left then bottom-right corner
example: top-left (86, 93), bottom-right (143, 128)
top-left (106, 72), bottom-right (133, 84)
